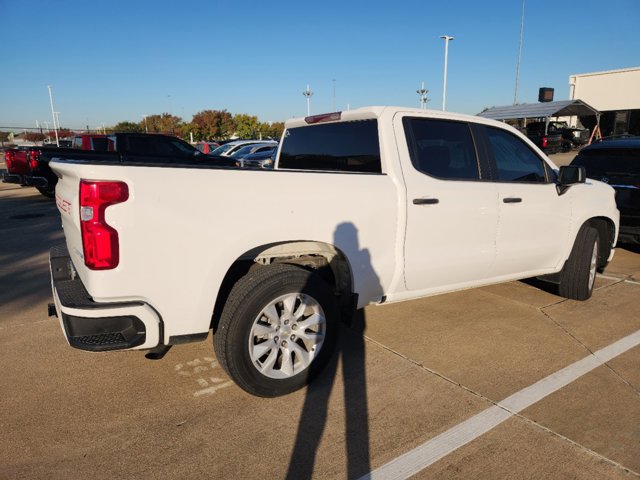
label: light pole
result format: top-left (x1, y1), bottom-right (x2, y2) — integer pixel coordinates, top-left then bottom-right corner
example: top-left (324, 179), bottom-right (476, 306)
top-left (513, 0), bottom-right (525, 105)
top-left (47, 85), bottom-right (59, 147)
top-left (416, 81), bottom-right (429, 109)
top-left (440, 35), bottom-right (454, 111)
top-left (302, 84), bottom-right (314, 116)
top-left (142, 115), bottom-right (148, 133)
top-left (332, 78), bottom-right (336, 111)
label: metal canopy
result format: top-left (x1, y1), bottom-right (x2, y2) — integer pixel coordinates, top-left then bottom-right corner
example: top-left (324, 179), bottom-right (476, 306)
top-left (477, 99), bottom-right (600, 121)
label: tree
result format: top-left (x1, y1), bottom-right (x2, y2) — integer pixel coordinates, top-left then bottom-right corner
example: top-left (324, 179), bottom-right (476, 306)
top-left (0, 131), bottom-right (10, 146)
top-left (23, 132), bottom-right (46, 143)
top-left (260, 121), bottom-right (284, 140)
top-left (233, 113), bottom-right (260, 139)
top-left (144, 113), bottom-right (183, 135)
top-left (191, 110), bottom-right (235, 141)
top-left (111, 121), bottom-right (143, 133)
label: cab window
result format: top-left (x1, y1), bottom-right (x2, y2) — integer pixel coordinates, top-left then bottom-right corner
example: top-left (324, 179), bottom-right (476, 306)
top-left (485, 127), bottom-right (548, 183)
top-left (403, 117), bottom-right (480, 180)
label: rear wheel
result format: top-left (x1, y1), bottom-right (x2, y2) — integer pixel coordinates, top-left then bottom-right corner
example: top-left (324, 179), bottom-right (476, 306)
top-left (214, 263), bottom-right (339, 397)
top-left (558, 225), bottom-right (599, 301)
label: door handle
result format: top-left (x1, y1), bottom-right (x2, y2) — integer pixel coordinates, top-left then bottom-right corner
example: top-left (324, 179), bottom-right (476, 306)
top-left (503, 197), bottom-right (522, 204)
top-left (413, 198), bottom-right (439, 205)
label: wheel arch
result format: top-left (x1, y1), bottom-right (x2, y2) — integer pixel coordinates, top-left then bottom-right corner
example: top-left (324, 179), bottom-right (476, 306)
top-left (211, 241), bottom-right (355, 332)
top-left (584, 216), bottom-right (616, 271)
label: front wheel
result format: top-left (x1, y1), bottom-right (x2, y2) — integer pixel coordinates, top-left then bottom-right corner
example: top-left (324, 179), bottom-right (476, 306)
top-left (214, 263), bottom-right (339, 397)
top-left (558, 225), bottom-right (599, 301)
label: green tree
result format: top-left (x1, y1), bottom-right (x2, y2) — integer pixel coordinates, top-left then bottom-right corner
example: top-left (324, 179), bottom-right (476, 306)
top-left (144, 113), bottom-right (183, 135)
top-left (0, 131), bottom-right (10, 146)
top-left (233, 113), bottom-right (260, 139)
top-left (260, 121), bottom-right (284, 140)
top-left (191, 110), bottom-right (235, 141)
top-left (111, 121), bottom-right (143, 133)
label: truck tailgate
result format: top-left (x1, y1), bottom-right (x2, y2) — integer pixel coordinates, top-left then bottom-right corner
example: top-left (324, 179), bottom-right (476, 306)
top-left (52, 161), bottom-right (86, 268)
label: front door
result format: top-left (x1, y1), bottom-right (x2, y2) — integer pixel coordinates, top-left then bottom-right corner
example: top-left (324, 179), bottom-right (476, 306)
top-left (396, 115), bottom-right (500, 292)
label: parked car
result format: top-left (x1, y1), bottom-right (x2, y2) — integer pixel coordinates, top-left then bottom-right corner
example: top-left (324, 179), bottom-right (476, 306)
top-left (3, 146), bottom-right (32, 185)
top-left (48, 106), bottom-right (619, 397)
top-left (211, 140), bottom-right (277, 157)
top-left (230, 143), bottom-right (275, 158)
top-left (23, 133), bottom-right (236, 197)
top-left (570, 137), bottom-right (640, 244)
top-left (525, 121), bottom-right (568, 153)
top-left (194, 141), bottom-right (220, 154)
top-left (241, 147), bottom-right (277, 168)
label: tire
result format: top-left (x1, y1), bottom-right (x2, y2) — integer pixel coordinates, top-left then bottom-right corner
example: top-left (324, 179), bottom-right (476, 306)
top-left (214, 263), bottom-right (339, 397)
top-left (36, 186), bottom-right (55, 198)
top-left (558, 225), bottom-right (599, 301)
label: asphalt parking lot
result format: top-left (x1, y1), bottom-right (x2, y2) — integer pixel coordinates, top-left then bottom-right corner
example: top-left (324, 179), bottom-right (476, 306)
top-left (1, 155), bottom-right (639, 479)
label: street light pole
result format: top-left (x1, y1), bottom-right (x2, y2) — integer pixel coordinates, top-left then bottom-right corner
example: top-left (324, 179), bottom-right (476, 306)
top-left (332, 78), bottom-right (336, 111)
top-left (47, 85), bottom-right (59, 147)
top-left (417, 81), bottom-right (429, 109)
top-left (513, 0), bottom-right (525, 105)
top-left (302, 85), bottom-right (314, 116)
top-left (439, 35), bottom-right (454, 111)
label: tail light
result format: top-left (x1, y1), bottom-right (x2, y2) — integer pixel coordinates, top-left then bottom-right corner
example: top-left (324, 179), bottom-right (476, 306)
top-left (5, 151), bottom-right (13, 169)
top-left (79, 180), bottom-right (129, 270)
top-left (541, 137), bottom-right (548, 148)
top-left (28, 149), bottom-right (40, 170)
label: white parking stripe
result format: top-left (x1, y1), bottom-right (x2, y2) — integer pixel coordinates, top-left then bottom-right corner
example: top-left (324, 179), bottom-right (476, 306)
top-left (360, 329), bottom-right (640, 480)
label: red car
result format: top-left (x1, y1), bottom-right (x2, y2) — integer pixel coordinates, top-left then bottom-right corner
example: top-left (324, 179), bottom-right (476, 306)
top-left (3, 147), bottom-right (32, 185)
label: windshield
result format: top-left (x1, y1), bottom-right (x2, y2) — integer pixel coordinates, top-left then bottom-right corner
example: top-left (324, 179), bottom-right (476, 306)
top-left (211, 144), bottom-right (235, 155)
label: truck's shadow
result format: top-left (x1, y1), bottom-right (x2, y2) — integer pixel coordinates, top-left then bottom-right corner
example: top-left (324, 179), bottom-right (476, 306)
top-left (0, 186), bottom-right (62, 313)
top-left (286, 223), bottom-right (378, 479)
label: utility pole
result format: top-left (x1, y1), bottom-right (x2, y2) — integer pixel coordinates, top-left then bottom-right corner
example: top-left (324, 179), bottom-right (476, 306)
top-left (332, 78), bottom-right (336, 111)
top-left (439, 35), bottom-right (454, 111)
top-left (47, 85), bottom-right (59, 147)
top-left (513, 0), bottom-right (525, 105)
top-left (302, 85), bottom-right (314, 116)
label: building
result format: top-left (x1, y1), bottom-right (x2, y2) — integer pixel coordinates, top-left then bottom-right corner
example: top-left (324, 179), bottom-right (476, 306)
top-left (569, 67), bottom-right (640, 136)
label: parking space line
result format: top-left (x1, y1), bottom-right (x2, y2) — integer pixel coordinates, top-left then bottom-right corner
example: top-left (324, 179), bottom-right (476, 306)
top-left (360, 329), bottom-right (640, 480)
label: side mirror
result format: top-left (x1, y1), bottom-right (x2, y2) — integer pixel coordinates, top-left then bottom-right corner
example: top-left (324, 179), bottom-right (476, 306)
top-left (557, 165), bottom-right (586, 195)
top-left (558, 165), bottom-right (586, 184)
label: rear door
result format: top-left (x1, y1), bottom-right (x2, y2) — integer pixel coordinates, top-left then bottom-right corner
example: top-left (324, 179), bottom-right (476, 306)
top-left (396, 115), bottom-right (499, 291)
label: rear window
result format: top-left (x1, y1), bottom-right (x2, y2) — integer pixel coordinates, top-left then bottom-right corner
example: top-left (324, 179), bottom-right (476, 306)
top-left (91, 137), bottom-right (108, 151)
top-left (278, 120), bottom-right (381, 173)
top-left (571, 149), bottom-right (640, 177)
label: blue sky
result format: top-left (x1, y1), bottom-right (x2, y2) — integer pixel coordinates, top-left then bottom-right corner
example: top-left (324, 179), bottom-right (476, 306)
top-left (1, 0), bottom-right (639, 130)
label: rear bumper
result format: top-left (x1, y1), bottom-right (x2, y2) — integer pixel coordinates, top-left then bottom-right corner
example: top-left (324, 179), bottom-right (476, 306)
top-left (2, 173), bottom-right (24, 184)
top-left (49, 245), bottom-right (162, 351)
top-left (24, 175), bottom-right (49, 188)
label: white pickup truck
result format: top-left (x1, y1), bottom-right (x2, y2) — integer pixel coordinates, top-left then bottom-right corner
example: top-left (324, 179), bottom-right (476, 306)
top-left (49, 107), bottom-right (619, 397)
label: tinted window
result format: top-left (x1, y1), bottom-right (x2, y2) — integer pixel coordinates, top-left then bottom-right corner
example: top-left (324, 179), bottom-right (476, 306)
top-left (158, 138), bottom-right (196, 156)
top-left (485, 127), bottom-right (547, 182)
top-left (125, 136), bottom-right (156, 155)
top-left (91, 137), bottom-right (108, 151)
top-left (572, 149), bottom-right (640, 177)
top-left (279, 120), bottom-right (381, 173)
top-left (403, 118), bottom-right (480, 180)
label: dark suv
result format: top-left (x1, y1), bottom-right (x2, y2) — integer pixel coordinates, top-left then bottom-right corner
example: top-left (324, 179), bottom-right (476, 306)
top-left (570, 137), bottom-right (640, 244)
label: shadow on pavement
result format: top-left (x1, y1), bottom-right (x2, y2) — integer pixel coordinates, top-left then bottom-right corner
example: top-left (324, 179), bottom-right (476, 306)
top-left (0, 186), bottom-right (62, 313)
top-left (286, 222), bottom-right (378, 479)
